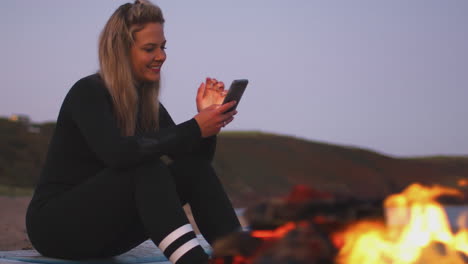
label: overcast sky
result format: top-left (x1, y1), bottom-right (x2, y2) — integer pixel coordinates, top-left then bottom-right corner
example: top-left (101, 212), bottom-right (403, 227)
top-left (1, 0), bottom-right (467, 157)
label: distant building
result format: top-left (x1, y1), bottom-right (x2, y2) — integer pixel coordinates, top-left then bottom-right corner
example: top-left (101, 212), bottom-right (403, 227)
top-left (9, 114), bottom-right (41, 133)
top-left (9, 114), bottom-right (30, 125)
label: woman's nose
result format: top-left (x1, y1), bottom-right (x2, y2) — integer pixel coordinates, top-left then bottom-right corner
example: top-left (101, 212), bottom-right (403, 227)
top-left (154, 49), bottom-right (166, 61)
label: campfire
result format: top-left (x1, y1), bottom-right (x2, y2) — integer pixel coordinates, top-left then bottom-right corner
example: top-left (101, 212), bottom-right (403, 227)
top-left (337, 183), bottom-right (468, 264)
top-left (210, 183), bottom-right (468, 264)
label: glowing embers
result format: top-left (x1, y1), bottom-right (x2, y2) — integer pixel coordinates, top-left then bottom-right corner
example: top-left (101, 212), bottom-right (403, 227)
top-left (250, 222), bottom-right (297, 239)
top-left (336, 183), bottom-right (468, 264)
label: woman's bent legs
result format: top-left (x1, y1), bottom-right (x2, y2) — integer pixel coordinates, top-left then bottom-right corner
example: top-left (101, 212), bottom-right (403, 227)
top-left (27, 160), bottom-right (208, 263)
top-left (169, 158), bottom-right (241, 244)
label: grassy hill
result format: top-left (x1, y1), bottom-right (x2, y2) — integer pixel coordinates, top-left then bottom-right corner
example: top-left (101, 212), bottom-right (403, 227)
top-left (214, 132), bottom-right (468, 207)
top-left (1, 117), bottom-right (468, 207)
top-left (0, 118), bottom-right (54, 189)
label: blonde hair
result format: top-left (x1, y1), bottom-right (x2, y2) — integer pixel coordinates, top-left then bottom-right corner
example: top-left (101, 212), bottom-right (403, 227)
top-left (98, 0), bottom-right (165, 136)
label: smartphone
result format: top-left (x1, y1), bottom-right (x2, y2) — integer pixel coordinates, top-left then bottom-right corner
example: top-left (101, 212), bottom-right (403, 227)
top-left (222, 79), bottom-right (248, 112)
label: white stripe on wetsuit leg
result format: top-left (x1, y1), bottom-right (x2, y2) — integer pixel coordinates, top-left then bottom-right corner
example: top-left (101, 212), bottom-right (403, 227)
top-left (158, 224), bottom-right (194, 252)
top-left (169, 238), bottom-right (200, 263)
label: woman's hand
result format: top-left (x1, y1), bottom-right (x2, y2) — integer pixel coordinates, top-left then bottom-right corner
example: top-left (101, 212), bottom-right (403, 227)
top-left (196, 77), bottom-right (227, 112)
top-left (194, 101), bottom-right (237, 138)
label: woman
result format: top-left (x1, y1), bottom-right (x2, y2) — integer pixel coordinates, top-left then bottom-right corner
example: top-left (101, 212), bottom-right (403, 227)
top-left (25, 1), bottom-right (241, 263)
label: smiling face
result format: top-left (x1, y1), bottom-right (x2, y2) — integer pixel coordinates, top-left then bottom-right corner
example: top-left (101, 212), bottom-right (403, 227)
top-left (130, 22), bottom-right (166, 83)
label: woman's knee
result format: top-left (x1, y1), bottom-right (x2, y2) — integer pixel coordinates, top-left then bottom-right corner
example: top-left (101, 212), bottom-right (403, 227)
top-left (169, 157), bottom-right (217, 186)
top-left (170, 157), bottom-right (213, 173)
top-left (130, 159), bottom-right (180, 192)
top-left (132, 159), bottom-right (171, 178)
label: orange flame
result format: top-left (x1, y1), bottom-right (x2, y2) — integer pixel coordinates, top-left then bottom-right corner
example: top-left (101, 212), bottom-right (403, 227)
top-left (336, 183), bottom-right (468, 264)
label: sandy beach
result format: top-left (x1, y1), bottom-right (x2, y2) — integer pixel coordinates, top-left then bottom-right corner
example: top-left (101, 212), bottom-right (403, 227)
top-left (0, 196), bottom-right (32, 251)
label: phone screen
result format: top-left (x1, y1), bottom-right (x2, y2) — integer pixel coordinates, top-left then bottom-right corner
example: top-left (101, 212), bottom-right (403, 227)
top-left (222, 79), bottom-right (248, 112)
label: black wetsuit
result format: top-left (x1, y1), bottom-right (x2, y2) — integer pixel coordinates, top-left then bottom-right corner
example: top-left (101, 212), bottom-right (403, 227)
top-left (26, 74), bottom-right (240, 264)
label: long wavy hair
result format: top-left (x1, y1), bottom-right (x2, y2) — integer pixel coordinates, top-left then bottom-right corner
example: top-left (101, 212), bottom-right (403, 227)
top-left (98, 0), bottom-right (165, 136)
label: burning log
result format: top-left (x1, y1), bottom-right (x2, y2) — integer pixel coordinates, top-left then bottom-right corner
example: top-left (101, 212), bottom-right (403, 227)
top-left (244, 185), bottom-right (384, 231)
top-left (252, 223), bottom-right (336, 264)
top-left (211, 232), bottom-right (263, 261)
top-left (212, 223), bottom-right (336, 264)
top-left (211, 185), bottom-right (384, 263)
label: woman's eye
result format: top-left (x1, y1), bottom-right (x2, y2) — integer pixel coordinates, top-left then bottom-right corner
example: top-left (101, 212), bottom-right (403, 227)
top-left (143, 47), bottom-right (165, 52)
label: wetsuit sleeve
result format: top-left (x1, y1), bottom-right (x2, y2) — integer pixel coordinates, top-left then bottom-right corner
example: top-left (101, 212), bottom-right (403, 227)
top-left (155, 104), bottom-right (217, 162)
top-left (67, 78), bottom-right (202, 169)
